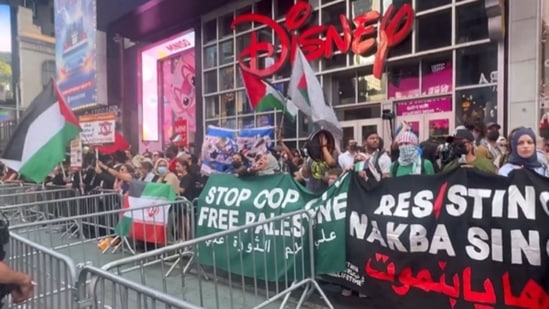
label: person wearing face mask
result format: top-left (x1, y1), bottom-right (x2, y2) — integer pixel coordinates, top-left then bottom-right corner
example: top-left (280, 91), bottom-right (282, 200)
top-left (499, 128), bottom-right (549, 177)
top-left (390, 131), bottom-right (434, 177)
top-left (152, 158), bottom-right (179, 193)
top-left (443, 129), bottom-right (497, 174)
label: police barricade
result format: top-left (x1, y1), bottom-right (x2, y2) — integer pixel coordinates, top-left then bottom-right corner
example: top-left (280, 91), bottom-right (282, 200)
top-left (6, 232), bottom-right (79, 309)
top-left (0, 186), bottom-right (80, 224)
top-left (76, 266), bottom-right (201, 309)
top-left (94, 210), bottom-right (334, 309)
top-left (9, 198), bottom-right (194, 274)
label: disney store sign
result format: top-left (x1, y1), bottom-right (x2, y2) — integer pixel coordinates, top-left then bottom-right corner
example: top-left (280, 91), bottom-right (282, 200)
top-left (232, 2), bottom-right (414, 80)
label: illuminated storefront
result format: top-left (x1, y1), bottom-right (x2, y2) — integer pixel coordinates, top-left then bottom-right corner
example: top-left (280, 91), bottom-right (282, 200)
top-left (201, 0), bottom-right (505, 148)
top-left (139, 31), bottom-right (196, 151)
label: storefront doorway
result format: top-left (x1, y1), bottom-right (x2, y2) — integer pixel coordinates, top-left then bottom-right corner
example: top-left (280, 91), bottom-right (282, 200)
top-left (340, 119), bottom-right (384, 149)
top-left (394, 97), bottom-right (453, 142)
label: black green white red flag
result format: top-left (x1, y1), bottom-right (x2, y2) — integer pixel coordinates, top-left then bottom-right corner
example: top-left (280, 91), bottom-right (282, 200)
top-left (288, 47), bottom-right (342, 137)
top-left (1, 79), bottom-right (80, 183)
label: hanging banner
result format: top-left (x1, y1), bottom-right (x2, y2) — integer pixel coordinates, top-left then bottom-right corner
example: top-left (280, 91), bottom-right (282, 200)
top-left (333, 169), bottom-right (549, 309)
top-left (200, 125), bottom-right (274, 174)
top-left (196, 173), bottom-right (349, 281)
top-left (172, 118), bottom-right (188, 147)
top-left (54, 0), bottom-right (103, 109)
top-left (78, 112), bottom-right (116, 145)
top-left (70, 137), bottom-right (82, 168)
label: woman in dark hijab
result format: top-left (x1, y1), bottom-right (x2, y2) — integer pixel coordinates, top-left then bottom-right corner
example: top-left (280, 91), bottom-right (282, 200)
top-left (498, 128), bottom-right (548, 177)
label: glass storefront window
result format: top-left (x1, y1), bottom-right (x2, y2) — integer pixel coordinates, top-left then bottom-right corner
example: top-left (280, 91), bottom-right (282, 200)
top-left (324, 53), bottom-right (347, 70)
top-left (204, 71), bottom-right (217, 93)
top-left (276, 0), bottom-right (293, 19)
top-left (219, 39), bottom-right (234, 65)
top-left (206, 119), bottom-right (219, 128)
top-left (235, 6), bottom-right (252, 31)
top-left (421, 54), bottom-right (452, 96)
top-left (415, 0), bottom-right (450, 12)
top-left (219, 13), bottom-right (234, 37)
top-left (254, 0), bottom-right (272, 18)
top-left (203, 19), bottom-right (217, 43)
top-left (332, 72), bottom-right (356, 105)
top-left (239, 115), bottom-right (255, 129)
top-left (203, 45), bottom-right (217, 69)
top-left (219, 66), bottom-right (234, 91)
top-left (351, 0), bottom-right (380, 18)
top-left (236, 35), bottom-right (250, 58)
top-left (221, 117), bottom-right (237, 129)
top-left (322, 3), bottom-right (346, 33)
top-left (456, 43), bottom-right (497, 87)
top-left (456, 1), bottom-right (489, 44)
top-left (416, 9), bottom-right (451, 52)
top-left (204, 96), bottom-right (219, 120)
top-left (221, 92), bottom-right (236, 117)
top-left (388, 62), bottom-right (420, 99)
top-left (455, 87), bottom-right (497, 127)
top-left (236, 91), bottom-right (254, 114)
top-left (357, 70), bottom-right (386, 102)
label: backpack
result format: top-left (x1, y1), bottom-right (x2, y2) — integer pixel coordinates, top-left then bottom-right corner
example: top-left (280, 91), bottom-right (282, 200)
top-left (391, 158), bottom-right (427, 177)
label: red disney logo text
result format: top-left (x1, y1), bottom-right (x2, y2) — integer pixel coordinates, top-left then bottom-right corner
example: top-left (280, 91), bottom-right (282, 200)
top-left (231, 2), bottom-right (414, 79)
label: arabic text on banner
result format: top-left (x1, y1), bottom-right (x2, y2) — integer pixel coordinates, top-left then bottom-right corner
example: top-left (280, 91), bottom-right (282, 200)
top-left (195, 173), bottom-right (349, 281)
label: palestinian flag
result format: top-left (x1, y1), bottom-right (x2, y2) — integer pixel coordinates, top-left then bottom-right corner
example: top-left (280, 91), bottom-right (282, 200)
top-left (115, 180), bottom-right (177, 245)
top-left (1, 79), bottom-right (80, 183)
top-left (288, 47), bottom-right (342, 137)
top-left (241, 69), bottom-right (298, 119)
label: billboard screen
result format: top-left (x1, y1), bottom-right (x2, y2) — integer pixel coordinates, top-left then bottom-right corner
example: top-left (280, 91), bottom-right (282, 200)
top-left (0, 4), bottom-right (12, 104)
top-left (140, 31), bottom-right (195, 146)
top-left (54, 0), bottom-right (98, 109)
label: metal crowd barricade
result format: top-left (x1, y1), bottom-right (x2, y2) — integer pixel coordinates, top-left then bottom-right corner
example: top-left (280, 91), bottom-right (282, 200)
top-left (0, 185), bottom-right (79, 224)
top-left (93, 210), bottom-right (334, 309)
top-left (9, 197), bottom-right (195, 272)
top-left (6, 232), bottom-right (79, 309)
top-left (76, 266), bottom-right (201, 309)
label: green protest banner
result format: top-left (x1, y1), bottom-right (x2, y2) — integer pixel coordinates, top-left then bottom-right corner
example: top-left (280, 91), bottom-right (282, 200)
top-left (196, 173), bottom-right (349, 281)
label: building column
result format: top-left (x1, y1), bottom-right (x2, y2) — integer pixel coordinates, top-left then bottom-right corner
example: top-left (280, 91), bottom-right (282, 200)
top-left (507, 0), bottom-right (541, 132)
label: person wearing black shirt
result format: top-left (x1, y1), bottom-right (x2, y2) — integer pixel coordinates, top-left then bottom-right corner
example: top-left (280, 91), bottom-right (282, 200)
top-left (175, 158), bottom-right (197, 201)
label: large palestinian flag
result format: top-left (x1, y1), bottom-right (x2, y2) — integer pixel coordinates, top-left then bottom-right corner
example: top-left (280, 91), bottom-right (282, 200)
top-left (1, 79), bottom-right (80, 183)
top-left (115, 180), bottom-right (177, 245)
top-left (240, 69), bottom-right (298, 120)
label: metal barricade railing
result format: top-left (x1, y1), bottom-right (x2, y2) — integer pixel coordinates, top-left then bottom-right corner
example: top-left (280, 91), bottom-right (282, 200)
top-left (6, 232), bottom-right (79, 309)
top-left (0, 185), bottom-right (79, 224)
top-left (10, 198), bottom-right (195, 274)
top-left (76, 266), bottom-right (201, 309)
top-left (93, 210), bottom-right (334, 309)
top-left (5, 191), bottom-right (120, 228)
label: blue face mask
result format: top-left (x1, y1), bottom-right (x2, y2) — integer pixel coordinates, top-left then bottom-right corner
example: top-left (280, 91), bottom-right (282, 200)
top-left (157, 166), bottom-right (168, 175)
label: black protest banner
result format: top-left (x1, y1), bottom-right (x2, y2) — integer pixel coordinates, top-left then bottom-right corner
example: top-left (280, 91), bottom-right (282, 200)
top-left (332, 169), bottom-right (549, 309)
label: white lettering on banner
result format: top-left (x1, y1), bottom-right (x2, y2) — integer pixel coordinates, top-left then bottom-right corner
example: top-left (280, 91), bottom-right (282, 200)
top-left (304, 192), bottom-right (347, 223)
top-left (351, 209), bottom-right (548, 266)
top-left (253, 189), bottom-right (300, 209)
top-left (373, 185), bottom-right (540, 220)
top-left (349, 211), bottom-right (456, 255)
top-left (205, 186), bottom-right (252, 207)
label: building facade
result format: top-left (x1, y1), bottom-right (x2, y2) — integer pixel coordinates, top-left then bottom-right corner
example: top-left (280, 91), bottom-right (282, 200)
top-left (18, 6), bottom-right (55, 110)
top-left (199, 0), bottom-right (505, 149)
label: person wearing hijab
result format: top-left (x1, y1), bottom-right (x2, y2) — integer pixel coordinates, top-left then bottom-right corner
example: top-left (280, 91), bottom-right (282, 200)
top-left (499, 128), bottom-right (548, 177)
top-left (390, 131), bottom-right (434, 177)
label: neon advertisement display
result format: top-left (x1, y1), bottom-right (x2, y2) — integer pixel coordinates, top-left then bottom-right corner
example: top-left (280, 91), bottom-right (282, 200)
top-left (140, 31), bottom-right (195, 148)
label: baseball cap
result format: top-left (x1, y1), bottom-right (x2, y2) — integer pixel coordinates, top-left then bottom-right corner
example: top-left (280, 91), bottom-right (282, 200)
top-left (486, 122), bottom-right (501, 130)
top-left (447, 129), bottom-right (475, 143)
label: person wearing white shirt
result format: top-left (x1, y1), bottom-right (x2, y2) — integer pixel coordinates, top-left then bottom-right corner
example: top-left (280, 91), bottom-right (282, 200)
top-left (338, 139), bottom-right (358, 170)
top-left (362, 132), bottom-right (391, 178)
